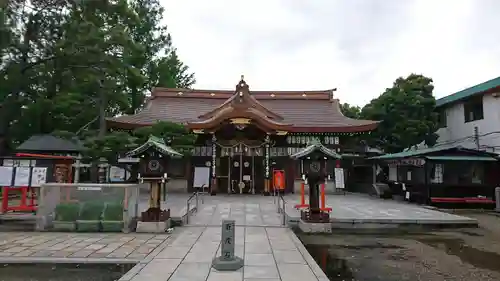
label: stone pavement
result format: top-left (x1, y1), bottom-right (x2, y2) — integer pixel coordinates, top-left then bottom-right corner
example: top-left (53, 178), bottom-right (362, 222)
top-left (186, 195), bottom-right (283, 227)
top-left (0, 232), bottom-right (170, 263)
top-left (120, 226), bottom-right (329, 281)
top-left (182, 193), bottom-right (477, 227)
top-left (284, 193), bottom-right (478, 225)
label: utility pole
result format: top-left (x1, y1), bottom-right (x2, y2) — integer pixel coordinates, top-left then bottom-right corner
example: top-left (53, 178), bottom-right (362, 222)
top-left (474, 126), bottom-right (479, 150)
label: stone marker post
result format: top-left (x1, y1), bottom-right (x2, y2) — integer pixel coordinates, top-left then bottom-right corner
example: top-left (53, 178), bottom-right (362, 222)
top-left (495, 187), bottom-right (500, 212)
top-left (212, 219), bottom-right (243, 271)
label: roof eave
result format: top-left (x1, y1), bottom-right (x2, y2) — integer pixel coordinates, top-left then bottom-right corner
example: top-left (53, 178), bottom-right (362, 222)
top-left (436, 77), bottom-right (500, 108)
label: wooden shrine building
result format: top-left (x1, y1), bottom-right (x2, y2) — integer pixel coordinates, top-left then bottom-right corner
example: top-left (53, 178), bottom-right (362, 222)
top-left (107, 77), bottom-right (379, 194)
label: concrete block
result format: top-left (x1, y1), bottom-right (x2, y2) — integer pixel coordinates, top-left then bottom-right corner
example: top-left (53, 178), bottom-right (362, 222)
top-left (136, 219), bottom-right (171, 233)
top-left (298, 220), bottom-right (332, 233)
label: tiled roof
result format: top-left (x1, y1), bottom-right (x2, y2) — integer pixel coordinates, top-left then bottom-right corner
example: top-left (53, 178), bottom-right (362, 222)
top-left (126, 135), bottom-right (182, 157)
top-left (436, 76), bottom-right (500, 107)
top-left (290, 139), bottom-right (341, 159)
top-left (17, 135), bottom-right (84, 152)
top-left (369, 145), bottom-right (499, 160)
top-left (108, 87), bottom-right (379, 133)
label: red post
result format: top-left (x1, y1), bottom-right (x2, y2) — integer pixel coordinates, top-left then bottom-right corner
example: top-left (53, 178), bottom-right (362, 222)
top-left (295, 182), bottom-right (309, 209)
top-left (2, 187), bottom-right (8, 213)
top-left (321, 183), bottom-right (326, 209)
top-left (20, 187), bottom-right (27, 208)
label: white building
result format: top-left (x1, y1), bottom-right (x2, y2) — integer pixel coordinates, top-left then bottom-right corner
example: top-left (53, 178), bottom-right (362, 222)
top-left (435, 76), bottom-right (500, 154)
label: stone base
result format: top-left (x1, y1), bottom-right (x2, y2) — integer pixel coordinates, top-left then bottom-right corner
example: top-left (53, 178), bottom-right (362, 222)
top-left (212, 256), bottom-right (244, 271)
top-left (136, 219), bottom-right (171, 233)
top-left (298, 219), bottom-right (332, 234)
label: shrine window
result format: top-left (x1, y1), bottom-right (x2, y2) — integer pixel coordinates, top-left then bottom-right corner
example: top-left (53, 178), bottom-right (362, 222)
top-left (463, 96), bottom-right (483, 123)
top-left (167, 158), bottom-right (186, 178)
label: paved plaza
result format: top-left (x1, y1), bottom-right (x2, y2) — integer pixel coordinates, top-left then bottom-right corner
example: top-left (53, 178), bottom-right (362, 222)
top-left (186, 195), bottom-right (284, 227)
top-left (182, 193), bottom-right (477, 226)
top-left (0, 232), bottom-right (170, 263)
top-left (284, 194), bottom-right (478, 225)
top-left (120, 226), bottom-right (329, 281)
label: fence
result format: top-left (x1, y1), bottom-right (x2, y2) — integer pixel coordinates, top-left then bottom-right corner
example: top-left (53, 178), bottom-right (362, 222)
top-left (36, 183), bottom-right (143, 233)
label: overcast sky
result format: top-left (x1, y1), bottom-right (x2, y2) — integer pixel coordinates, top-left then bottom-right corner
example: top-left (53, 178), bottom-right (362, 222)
top-left (161, 0), bottom-right (500, 106)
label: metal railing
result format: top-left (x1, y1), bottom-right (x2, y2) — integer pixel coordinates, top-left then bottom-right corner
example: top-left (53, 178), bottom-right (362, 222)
top-left (184, 191), bottom-right (200, 225)
top-left (277, 194), bottom-right (287, 226)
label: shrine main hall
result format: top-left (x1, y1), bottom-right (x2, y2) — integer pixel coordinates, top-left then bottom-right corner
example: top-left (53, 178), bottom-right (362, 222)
top-left (107, 77), bottom-right (379, 194)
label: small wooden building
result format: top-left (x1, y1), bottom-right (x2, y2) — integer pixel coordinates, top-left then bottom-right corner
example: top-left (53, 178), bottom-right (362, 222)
top-left (371, 145), bottom-right (499, 206)
top-left (3, 135), bottom-right (83, 184)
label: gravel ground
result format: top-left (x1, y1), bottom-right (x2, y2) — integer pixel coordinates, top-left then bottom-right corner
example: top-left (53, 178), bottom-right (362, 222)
top-left (299, 212), bottom-right (500, 281)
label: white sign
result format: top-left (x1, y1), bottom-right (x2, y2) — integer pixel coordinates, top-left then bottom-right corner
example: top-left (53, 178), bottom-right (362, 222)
top-left (109, 166), bottom-right (126, 182)
top-left (77, 186), bottom-right (102, 191)
top-left (31, 167), bottom-right (47, 187)
top-left (118, 157), bottom-right (140, 163)
top-left (14, 167), bottom-right (31, 186)
top-left (432, 164), bottom-right (443, 183)
top-left (193, 167), bottom-right (210, 188)
top-left (0, 166), bottom-right (13, 186)
top-left (334, 168), bottom-right (345, 189)
top-left (387, 158), bottom-right (425, 167)
top-left (406, 171), bottom-right (412, 181)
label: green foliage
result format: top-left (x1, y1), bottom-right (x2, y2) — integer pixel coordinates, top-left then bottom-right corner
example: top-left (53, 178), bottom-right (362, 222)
top-left (56, 121), bottom-right (197, 163)
top-left (103, 202), bottom-right (124, 221)
top-left (361, 74), bottom-right (439, 153)
top-left (133, 121), bottom-right (197, 155)
top-left (54, 203), bottom-right (81, 222)
top-left (0, 0), bottom-right (196, 152)
top-left (78, 201), bottom-right (105, 221)
top-left (340, 103), bottom-right (362, 119)
top-left (82, 131), bottom-right (138, 163)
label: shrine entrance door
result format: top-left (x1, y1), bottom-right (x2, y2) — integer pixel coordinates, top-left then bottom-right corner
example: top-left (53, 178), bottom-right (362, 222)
top-left (222, 144), bottom-right (264, 194)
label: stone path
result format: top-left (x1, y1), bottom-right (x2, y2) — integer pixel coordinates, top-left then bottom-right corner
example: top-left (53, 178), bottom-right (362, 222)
top-left (284, 194), bottom-right (478, 225)
top-left (187, 196), bottom-right (283, 227)
top-left (120, 226), bottom-right (328, 281)
top-left (0, 232), bottom-right (170, 263)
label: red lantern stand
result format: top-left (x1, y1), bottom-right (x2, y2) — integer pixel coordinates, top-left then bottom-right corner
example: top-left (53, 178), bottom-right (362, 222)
top-left (1, 153), bottom-right (74, 214)
top-left (318, 159), bottom-right (339, 213)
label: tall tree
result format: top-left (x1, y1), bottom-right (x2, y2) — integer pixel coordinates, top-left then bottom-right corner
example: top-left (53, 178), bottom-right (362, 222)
top-left (155, 49), bottom-right (196, 89)
top-left (361, 74), bottom-right (438, 153)
top-left (0, 0), bottom-right (196, 153)
top-left (340, 103), bottom-right (361, 119)
top-left (124, 0), bottom-right (195, 114)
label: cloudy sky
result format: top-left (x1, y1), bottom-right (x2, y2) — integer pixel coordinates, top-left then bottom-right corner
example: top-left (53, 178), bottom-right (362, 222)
top-left (161, 0), bottom-right (500, 106)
